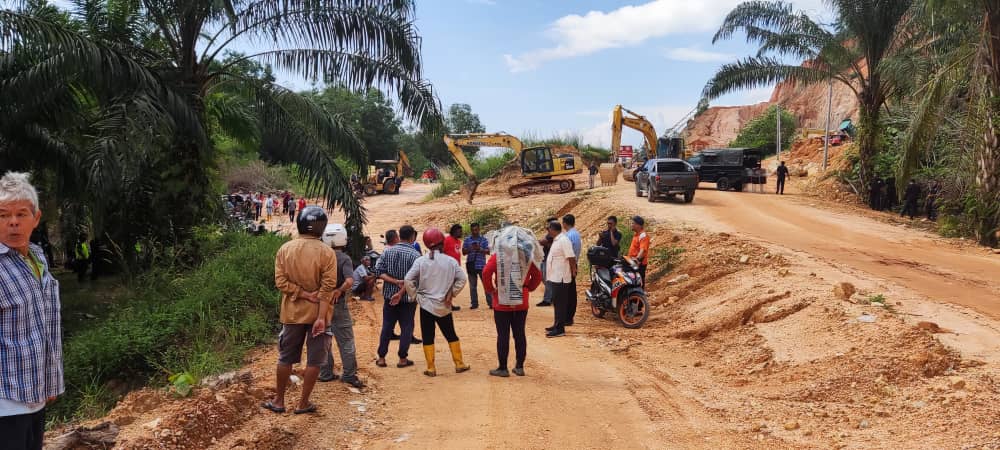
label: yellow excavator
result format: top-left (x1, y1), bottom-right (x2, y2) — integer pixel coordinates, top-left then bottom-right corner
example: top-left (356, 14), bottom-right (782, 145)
top-left (604, 105), bottom-right (687, 183)
top-left (443, 133), bottom-right (583, 201)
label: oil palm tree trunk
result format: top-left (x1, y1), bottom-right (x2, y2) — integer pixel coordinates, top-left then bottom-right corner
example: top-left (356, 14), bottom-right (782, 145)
top-left (975, 1), bottom-right (1000, 246)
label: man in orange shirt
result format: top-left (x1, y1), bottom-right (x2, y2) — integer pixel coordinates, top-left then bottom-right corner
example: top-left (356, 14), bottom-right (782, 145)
top-left (627, 216), bottom-right (650, 286)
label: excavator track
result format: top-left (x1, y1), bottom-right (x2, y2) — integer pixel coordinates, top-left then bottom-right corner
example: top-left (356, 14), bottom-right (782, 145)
top-left (508, 179), bottom-right (575, 198)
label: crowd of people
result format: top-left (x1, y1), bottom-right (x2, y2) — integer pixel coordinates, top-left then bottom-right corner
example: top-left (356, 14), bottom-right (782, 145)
top-left (263, 206), bottom-right (654, 414)
top-left (867, 178), bottom-right (941, 221)
top-left (225, 190), bottom-right (308, 223)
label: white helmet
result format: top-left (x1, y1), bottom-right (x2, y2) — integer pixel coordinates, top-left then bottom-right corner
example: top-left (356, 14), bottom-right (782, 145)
top-left (322, 223), bottom-right (348, 248)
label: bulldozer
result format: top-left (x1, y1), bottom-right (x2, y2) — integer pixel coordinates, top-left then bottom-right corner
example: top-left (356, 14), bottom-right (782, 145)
top-left (360, 151), bottom-right (413, 196)
top-left (443, 133), bottom-right (583, 202)
top-left (603, 105), bottom-right (687, 183)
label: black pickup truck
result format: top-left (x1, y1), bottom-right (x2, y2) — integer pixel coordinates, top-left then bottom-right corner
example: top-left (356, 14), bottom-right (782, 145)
top-left (634, 158), bottom-right (699, 203)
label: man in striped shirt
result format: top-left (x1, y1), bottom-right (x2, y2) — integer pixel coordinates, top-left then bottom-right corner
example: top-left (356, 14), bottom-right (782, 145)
top-left (0, 172), bottom-right (63, 450)
top-left (374, 225), bottom-right (422, 368)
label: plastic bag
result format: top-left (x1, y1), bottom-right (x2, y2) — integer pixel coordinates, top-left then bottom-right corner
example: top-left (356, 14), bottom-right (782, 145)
top-left (486, 226), bottom-right (544, 306)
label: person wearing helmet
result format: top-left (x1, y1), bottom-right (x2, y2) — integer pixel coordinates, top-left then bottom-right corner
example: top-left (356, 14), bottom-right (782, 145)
top-left (263, 205), bottom-right (338, 415)
top-left (402, 228), bottom-right (469, 377)
top-left (318, 225), bottom-right (365, 389)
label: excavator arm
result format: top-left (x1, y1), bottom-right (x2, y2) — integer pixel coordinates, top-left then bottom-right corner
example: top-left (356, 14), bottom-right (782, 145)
top-left (607, 105), bottom-right (659, 183)
top-left (443, 133), bottom-right (524, 203)
top-left (397, 150), bottom-right (414, 177)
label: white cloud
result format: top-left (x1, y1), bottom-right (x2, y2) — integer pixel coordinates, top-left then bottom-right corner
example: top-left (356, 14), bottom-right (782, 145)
top-left (504, 0), bottom-right (832, 72)
top-left (571, 104), bottom-right (696, 149)
top-left (664, 47), bottom-right (735, 63)
top-left (504, 1), bottom-right (743, 72)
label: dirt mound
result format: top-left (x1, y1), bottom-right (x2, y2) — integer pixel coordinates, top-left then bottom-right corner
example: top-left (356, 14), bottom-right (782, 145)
top-left (686, 59), bottom-right (860, 151)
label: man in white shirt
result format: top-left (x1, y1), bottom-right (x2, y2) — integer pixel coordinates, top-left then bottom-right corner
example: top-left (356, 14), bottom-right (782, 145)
top-left (543, 221), bottom-right (576, 338)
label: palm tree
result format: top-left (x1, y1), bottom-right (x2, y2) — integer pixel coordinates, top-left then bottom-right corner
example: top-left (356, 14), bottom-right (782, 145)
top-left (702, 0), bottom-right (913, 199)
top-left (1, 0), bottom-right (441, 248)
top-left (897, 0), bottom-right (1000, 246)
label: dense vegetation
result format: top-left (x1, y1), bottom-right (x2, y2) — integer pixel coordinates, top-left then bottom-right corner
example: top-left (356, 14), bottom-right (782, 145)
top-left (705, 0), bottom-right (1000, 246)
top-left (729, 106), bottom-right (797, 154)
top-left (54, 231), bottom-right (285, 421)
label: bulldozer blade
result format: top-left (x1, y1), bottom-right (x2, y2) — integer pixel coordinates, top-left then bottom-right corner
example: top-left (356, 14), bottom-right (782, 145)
top-left (461, 180), bottom-right (479, 204)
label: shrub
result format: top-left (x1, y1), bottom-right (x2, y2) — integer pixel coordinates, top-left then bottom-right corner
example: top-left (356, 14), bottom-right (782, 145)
top-left (647, 246), bottom-right (685, 283)
top-left (463, 207), bottom-right (508, 233)
top-left (51, 232), bottom-right (286, 422)
top-left (222, 160), bottom-right (292, 193)
top-left (474, 151), bottom-right (514, 180)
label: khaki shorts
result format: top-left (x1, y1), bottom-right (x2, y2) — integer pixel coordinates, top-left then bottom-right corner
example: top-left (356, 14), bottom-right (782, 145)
top-left (277, 324), bottom-right (331, 367)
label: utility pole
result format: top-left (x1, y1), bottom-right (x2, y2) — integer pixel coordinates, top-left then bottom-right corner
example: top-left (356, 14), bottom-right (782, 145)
top-left (823, 79), bottom-right (833, 171)
top-left (776, 104), bottom-right (782, 161)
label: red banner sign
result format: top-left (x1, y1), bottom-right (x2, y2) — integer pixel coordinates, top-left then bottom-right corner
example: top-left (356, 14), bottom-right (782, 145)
top-left (620, 145), bottom-right (633, 157)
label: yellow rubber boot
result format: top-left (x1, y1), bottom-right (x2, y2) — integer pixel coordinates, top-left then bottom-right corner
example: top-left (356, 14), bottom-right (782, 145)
top-left (422, 345), bottom-right (436, 377)
top-left (449, 341), bottom-right (471, 373)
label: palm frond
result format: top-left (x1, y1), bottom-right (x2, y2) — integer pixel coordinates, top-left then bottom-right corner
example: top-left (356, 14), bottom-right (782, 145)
top-left (221, 49), bottom-right (441, 127)
top-left (702, 56), bottom-right (829, 100)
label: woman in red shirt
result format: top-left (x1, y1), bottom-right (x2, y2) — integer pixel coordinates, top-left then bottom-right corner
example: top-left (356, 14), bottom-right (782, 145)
top-left (483, 252), bottom-right (542, 377)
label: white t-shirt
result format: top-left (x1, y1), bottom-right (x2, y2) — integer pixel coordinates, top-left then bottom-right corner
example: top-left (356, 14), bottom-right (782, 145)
top-left (545, 233), bottom-right (576, 283)
top-left (0, 398), bottom-right (44, 417)
top-left (404, 252), bottom-right (468, 317)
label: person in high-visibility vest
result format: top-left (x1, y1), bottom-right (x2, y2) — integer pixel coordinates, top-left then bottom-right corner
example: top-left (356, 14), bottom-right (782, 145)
top-left (74, 232), bottom-right (91, 283)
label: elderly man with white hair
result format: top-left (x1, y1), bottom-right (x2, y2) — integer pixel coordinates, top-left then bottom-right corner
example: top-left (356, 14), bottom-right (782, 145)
top-left (0, 172), bottom-right (63, 450)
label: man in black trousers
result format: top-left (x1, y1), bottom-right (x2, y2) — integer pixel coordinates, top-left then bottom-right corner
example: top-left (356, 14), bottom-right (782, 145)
top-left (543, 221), bottom-right (577, 338)
top-left (775, 161), bottom-right (788, 195)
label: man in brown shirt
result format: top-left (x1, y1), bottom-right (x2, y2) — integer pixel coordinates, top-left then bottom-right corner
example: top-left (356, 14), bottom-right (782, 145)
top-left (263, 206), bottom-right (338, 415)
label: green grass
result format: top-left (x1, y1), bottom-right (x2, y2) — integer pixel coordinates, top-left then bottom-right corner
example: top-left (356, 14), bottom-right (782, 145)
top-left (49, 231), bottom-right (286, 423)
top-left (463, 207), bottom-right (508, 234)
top-left (474, 151), bottom-right (514, 180)
top-left (425, 177), bottom-right (463, 201)
top-left (522, 131), bottom-right (612, 164)
top-left (647, 246), bottom-right (686, 284)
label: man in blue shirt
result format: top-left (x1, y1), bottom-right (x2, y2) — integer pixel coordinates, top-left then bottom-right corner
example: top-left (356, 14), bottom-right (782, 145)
top-left (562, 214), bottom-right (581, 326)
top-left (462, 223), bottom-right (491, 309)
top-left (0, 172), bottom-right (63, 450)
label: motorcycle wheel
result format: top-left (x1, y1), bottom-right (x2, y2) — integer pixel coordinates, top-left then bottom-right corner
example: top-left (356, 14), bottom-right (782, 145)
top-left (618, 289), bottom-right (650, 329)
top-left (591, 301), bottom-right (606, 319)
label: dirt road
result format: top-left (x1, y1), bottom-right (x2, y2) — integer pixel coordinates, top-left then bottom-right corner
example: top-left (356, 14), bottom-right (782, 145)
top-left (84, 178), bottom-right (1000, 449)
top-left (614, 181), bottom-right (1000, 320)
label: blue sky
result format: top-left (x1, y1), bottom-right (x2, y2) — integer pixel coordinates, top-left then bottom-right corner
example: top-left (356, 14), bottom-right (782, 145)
top-left (44, 0), bottom-right (829, 148)
top-left (401, 0), bottom-right (830, 148)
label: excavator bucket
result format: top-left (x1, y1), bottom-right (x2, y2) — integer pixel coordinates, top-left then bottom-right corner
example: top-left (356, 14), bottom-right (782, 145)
top-left (460, 179), bottom-right (479, 204)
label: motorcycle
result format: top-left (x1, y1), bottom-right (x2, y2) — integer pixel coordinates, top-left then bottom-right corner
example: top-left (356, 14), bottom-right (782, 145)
top-left (585, 246), bottom-right (650, 329)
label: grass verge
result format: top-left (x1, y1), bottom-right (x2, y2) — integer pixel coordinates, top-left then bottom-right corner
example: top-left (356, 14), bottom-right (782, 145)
top-left (50, 231), bottom-right (285, 423)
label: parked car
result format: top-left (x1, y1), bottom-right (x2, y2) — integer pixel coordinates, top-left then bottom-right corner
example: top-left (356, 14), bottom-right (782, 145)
top-left (634, 158), bottom-right (699, 203)
top-left (686, 148), bottom-right (763, 191)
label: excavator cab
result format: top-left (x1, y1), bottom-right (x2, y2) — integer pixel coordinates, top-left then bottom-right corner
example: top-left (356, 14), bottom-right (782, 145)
top-left (521, 146), bottom-right (555, 176)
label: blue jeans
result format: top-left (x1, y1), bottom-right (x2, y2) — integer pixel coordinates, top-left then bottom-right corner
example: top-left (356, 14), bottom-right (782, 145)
top-left (378, 301), bottom-right (416, 359)
top-left (467, 266), bottom-right (493, 308)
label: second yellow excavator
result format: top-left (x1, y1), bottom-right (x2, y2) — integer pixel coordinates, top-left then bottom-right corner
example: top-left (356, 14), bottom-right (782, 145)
top-left (443, 133), bottom-right (583, 201)
top-left (603, 105), bottom-right (687, 183)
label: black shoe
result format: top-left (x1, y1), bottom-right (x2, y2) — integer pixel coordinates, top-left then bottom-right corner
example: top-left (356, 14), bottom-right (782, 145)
top-left (545, 329), bottom-right (566, 338)
top-left (411, 336), bottom-right (423, 344)
top-left (451, 305), bottom-right (461, 311)
top-left (489, 368), bottom-right (510, 378)
top-left (545, 326), bottom-right (555, 332)
top-left (470, 305), bottom-right (479, 310)
top-left (512, 367), bottom-right (525, 377)
top-left (566, 321), bottom-right (574, 326)
top-left (343, 378), bottom-right (365, 389)
top-left (390, 333), bottom-right (400, 341)
top-left (318, 373), bottom-right (340, 382)
top-left (536, 301), bottom-right (552, 307)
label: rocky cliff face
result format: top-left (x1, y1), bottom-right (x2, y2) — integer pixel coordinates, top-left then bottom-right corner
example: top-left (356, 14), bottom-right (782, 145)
top-left (685, 72), bottom-right (860, 151)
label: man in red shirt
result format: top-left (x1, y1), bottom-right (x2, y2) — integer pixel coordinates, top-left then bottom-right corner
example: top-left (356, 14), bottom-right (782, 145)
top-left (442, 224), bottom-right (463, 311)
top-left (296, 197), bottom-right (307, 221)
